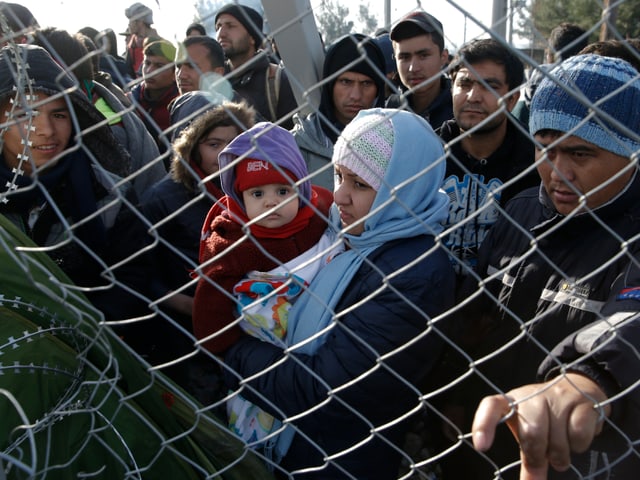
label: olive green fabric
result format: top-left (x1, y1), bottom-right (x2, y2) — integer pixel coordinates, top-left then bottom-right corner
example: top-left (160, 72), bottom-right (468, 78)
top-left (0, 213), bottom-right (274, 479)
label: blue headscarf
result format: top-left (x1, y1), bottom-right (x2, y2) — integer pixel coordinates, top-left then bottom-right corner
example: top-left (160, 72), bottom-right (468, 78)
top-left (268, 108), bottom-right (448, 460)
top-left (288, 107), bottom-right (449, 353)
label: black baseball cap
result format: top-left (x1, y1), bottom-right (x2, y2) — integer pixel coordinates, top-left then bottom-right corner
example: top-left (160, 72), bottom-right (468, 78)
top-left (390, 11), bottom-right (444, 41)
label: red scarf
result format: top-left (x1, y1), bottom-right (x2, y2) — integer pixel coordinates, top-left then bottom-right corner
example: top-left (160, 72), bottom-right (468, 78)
top-left (190, 161), bottom-right (224, 199)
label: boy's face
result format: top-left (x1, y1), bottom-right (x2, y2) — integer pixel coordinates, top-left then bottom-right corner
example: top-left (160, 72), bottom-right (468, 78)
top-left (535, 130), bottom-right (633, 215)
top-left (242, 183), bottom-right (300, 229)
top-left (1, 93), bottom-right (72, 176)
top-left (142, 54), bottom-right (175, 91)
top-left (393, 34), bottom-right (448, 96)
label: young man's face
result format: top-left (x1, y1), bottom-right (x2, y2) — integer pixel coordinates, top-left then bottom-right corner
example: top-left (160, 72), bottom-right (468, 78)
top-left (1, 94), bottom-right (72, 176)
top-left (142, 54), bottom-right (175, 91)
top-left (242, 183), bottom-right (299, 229)
top-left (333, 164), bottom-right (377, 236)
top-left (332, 71), bottom-right (378, 126)
top-left (215, 13), bottom-right (254, 59)
top-left (452, 59), bottom-right (518, 134)
top-left (393, 34), bottom-right (448, 96)
top-left (535, 131), bottom-right (633, 215)
top-left (197, 125), bottom-right (240, 176)
top-left (176, 43), bottom-right (224, 94)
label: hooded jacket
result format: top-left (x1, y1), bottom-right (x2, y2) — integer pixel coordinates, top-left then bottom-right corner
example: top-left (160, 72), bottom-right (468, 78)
top-left (225, 50), bottom-right (297, 130)
top-left (0, 45), bottom-right (145, 316)
top-left (292, 34), bottom-right (386, 190)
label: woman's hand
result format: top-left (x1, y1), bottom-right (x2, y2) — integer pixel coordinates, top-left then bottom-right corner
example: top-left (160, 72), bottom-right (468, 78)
top-left (471, 373), bottom-right (611, 480)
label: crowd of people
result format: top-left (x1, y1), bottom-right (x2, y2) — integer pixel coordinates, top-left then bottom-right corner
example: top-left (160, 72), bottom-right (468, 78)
top-left (1, 1), bottom-right (640, 479)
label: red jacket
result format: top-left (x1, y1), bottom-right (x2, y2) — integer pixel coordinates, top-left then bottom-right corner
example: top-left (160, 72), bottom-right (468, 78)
top-left (192, 186), bottom-right (332, 354)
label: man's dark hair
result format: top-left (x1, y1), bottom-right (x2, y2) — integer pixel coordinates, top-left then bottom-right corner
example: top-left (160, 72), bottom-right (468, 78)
top-left (547, 22), bottom-right (589, 62)
top-left (33, 27), bottom-right (95, 82)
top-left (450, 38), bottom-right (524, 91)
top-left (182, 35), bottom-right (225, 69)
top-left (579, 39), bottom-right (640, 72)
top-left (392, 23), bottom-right (444, 52)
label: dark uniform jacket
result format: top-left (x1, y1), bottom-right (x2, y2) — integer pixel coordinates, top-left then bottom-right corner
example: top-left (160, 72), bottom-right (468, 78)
top-left (455, 172), bottom-right (640, 479)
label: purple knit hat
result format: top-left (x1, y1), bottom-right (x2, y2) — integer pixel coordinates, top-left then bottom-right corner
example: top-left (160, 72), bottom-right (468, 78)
top-left (218, 122), bottom-right (311, 207)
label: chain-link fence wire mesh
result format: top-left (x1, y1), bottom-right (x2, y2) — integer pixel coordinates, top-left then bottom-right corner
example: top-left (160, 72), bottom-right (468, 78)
top-left (2, 0), bottom-right (640, 478)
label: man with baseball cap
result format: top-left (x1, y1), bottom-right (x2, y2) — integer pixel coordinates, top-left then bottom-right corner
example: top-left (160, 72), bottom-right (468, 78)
top-left (446, 54), bottom-right (640, 479)
top-left (214, 3), bottom-right (298, 129)
top-left (386, 10), bottom-right (452, 129)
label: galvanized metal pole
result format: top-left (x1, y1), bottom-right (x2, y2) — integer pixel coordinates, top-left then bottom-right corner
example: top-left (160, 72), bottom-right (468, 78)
top-left (599, 0), bottom-right (619, 41)
top-left (262, 0), bottom-right (325, 113)
top-left (491, 0), bottom-right (507, 40)
top-left (384, 0), bottom-right (391, 28)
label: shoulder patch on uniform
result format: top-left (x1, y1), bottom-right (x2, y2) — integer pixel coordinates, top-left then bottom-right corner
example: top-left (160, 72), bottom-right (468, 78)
top-left (617, 286), bottom-right (640, 301)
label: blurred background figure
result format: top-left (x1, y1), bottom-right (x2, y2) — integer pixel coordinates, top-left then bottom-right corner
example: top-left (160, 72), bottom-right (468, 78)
top-left (124, 2), bottom-right (161, 78)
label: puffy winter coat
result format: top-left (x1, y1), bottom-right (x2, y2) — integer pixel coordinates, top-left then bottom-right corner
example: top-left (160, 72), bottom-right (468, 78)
top-left (223, 234), bottom-right (455, 479)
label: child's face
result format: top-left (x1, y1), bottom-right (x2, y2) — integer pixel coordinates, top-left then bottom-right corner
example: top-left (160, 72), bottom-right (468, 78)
top-left (1, 94), bottom-right (72, 176)
top-left (198, 125), bottom-right (240, 176)
top-left (242, 183), bottom-right (300, 229)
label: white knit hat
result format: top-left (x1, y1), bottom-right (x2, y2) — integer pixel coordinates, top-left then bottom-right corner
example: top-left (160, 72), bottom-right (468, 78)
top-left (333, 110), bottom-right (394, 191)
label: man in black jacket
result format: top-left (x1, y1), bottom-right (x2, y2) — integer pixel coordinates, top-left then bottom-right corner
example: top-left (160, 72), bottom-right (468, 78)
top-left (214, 3), bottom-right (297, 129)
top-left (456, 54), bottom-right (640, 480)
top-left (438, 38), bottom-right (539, 282)
top-left (385, 10), bottom-right (452, 130)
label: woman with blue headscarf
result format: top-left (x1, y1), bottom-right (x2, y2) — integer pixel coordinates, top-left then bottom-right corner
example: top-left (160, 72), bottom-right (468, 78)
top-left (222, 108), bottom-right (455, 479)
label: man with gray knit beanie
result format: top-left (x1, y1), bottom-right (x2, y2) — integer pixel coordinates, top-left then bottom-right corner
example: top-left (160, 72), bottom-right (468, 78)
top-left (444, 53), bottom-right (640, 480)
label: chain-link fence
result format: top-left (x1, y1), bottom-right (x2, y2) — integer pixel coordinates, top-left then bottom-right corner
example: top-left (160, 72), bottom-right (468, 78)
top-left (2, 1), bottom-right (640, 479)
